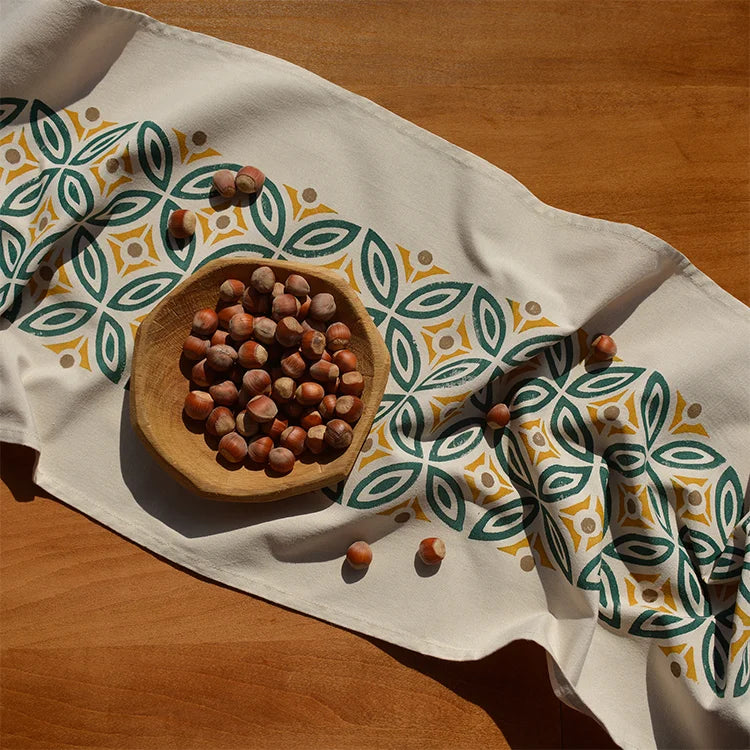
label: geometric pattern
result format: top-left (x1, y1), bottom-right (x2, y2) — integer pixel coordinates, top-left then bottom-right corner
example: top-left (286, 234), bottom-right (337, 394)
top-left (1, 98), bottom-right (747, 697)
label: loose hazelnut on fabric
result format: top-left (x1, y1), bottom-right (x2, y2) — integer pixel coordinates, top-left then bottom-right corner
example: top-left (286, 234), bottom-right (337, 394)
top-left (418, 537), bottom-right (446, 566)
top-left (218, 432), bottom-right (247, 463)
top-left (268, 446), bottom-right (295, 474)
top-left (192, 308), bottom-right (219, 337)
top-left (332, 349), bottom-right (357, 373)
top-left (235, 166), bottom-right (265, 195)
top-left (346, 541), bottom-right (372, 570)
top-left (228, 313), bottom-right (254, 342)
top-left (309, 293), bottom-right (336, 322)
top-left (182, 335), bottom-right (210, 361)
top-left (184, 391), bottom-right (214, 420)
top-left (219, 278), bottom-right (244, 302)
top-left (326, 322), bottom-right (351, 351)
top-left (237, 340), bottom-right (268, 369)
top-left (168, 209), bottom-right (197, 239)
top-left (246, 394), bottom-right (278, 423)
top-left (247, 435), bottom-right (273, 464)
top-left (591, 334), bottom-right (617, 361)
top-left (212, 169), bottom-right (237, 198)
top-left (285, 274), bottom-right (310, 297)
top-left (305, 424), bottom-right (327, 454)
top-left (280, 426), bottom-right (307, 457)
top-left (206, 344), bottom-right (238, 372)
top-left (339, 371), bottom-right (364, 396)
top-left (250, 266), bottom-right (276, 294)
top-left (486, 403), bottom-right (510, 430)
top-left (324, 419), bottom-right (353, 450)
top-left (206, 406), bottom-right (235, 437)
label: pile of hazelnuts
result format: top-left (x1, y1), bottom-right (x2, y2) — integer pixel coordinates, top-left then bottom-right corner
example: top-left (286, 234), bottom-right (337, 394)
top-left (182, 265), bottom-right (365, 475)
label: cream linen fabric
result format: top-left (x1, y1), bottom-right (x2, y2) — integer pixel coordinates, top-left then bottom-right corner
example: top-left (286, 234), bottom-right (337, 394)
top-left (1, 1), bottom-right (748, 747)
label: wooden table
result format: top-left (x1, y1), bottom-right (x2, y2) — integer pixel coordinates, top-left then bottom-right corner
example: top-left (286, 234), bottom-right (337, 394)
top-left (2, 2), bottom-right (747, 747)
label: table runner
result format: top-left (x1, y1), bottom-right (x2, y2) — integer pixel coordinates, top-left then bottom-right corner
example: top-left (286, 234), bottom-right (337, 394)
top-left (1, 0), bottom-right (748, 746)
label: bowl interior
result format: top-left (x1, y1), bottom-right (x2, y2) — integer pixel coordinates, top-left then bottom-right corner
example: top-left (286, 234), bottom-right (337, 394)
top-left (130, 258), bottom-right (389, 502)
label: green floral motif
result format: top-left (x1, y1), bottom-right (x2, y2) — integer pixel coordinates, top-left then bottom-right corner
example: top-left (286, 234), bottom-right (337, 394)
top-left (1, 99), bottom-right (746, 697)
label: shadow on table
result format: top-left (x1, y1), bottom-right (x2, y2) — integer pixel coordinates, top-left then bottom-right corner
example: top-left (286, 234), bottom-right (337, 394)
top-left (368, 635), bottom-right (619, 749)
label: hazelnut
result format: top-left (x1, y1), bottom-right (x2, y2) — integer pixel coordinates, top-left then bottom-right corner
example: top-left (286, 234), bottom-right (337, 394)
top-left (191, 359), bottom-right (216, 387)
top-left (271, 281), bottom-right (285, 298)
top-left (324, 419), bottom-right (353, 450)
top-left (237, 340), bottom-right (268, 369)
top-left (284, 274), bottom-right (310, 297)
top-left (339, 371), bottom-right (364, 396)
top-left (252, 317), bottom-right (277, 346)
top-left (206, 344), bottom-right (238, 372)
top-left (272, 293), bottom-right (301, 321)
top-left (246, 395), bottom-right (278, 423)
top-left (297, 295), bottom-right (311, 320)
top-left (309, 359), bottom-right (339, 383)
top-left (301, 330), bottom-right (326, 360)
top-left (247, 435), bottom-right (273, 464)
top-left (262, 417), bottom-right (289, 441)
top-left (346, 541), bottom-right (372, 570)
top-left (209, 379), bottom-right (239, 407)
top-left (242, 369), bottom-right (272, 396)
top-left (182, 335), bottom-right (210, 361)
top-left (219, 278), bottom-right (244, 302)
top-left (168, 209), bottom-right (197, 239)
top-left (321, 350), bottom-right (333, 362)
top-left (218, 432), bottom-right (247, 463)
top-left (282, 401), bottom-right (304, 419)
top-left (212, 169), bottom-right (237, 198)
top-left (228, 313), bottom-right (254, 342)
top-left (271, 376), bottom-right (296, 403)
top-left (235, 165), bottom-right (266, 194)
top-left (242, 287), bottom-right (271, 315)
top-left (592, 334), bottom-right (617, 361)
top-left (335, 395), bottom-right (363, 424)
top-left (418, 537), bottom-right (446, 566)
top-left (325, 322), bottom-right (351, 351)
top-left (280, 351), bottom-right (306, 379)
top-left (217, 303), bottom-right (244, 330)
top-left (268, 446), bottom-right (295, 474)
top-left (235, 411), bottom-right (260, 438)
top-left (325, 377), bottom-right (340, 395)
top-left (306, 424), bottom-right (327, 455)
top-left (206, 406), bottom-right (235, 437)
top-left (250, 266), bottom-right (276, 294)
top-left (299, 409), bottom-right (323, 430)
top-left (184, 390), bottom-right (214, 420)
top-left (332, 349), bottom-right (357, 373)
top-left (192, 308), bottom-right (219, 337)
top-left (319, 394), bottom-right (337, 420)
top-left (280, 426), bottom-right (307, 456)
top-left (295, 382), bottom-right (325, 406)
top-left (210, 329), bottom-right (231, 347)
top-left (309, 293), bottom-right (336, 322)
top-left (275, 316), bottom-right (304, 348)
top-left (486, 403), bottom-right (510, 430)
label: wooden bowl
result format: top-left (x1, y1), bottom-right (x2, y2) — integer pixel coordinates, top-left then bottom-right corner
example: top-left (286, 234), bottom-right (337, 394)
top-left (130, 258), bottom-right (390, 502)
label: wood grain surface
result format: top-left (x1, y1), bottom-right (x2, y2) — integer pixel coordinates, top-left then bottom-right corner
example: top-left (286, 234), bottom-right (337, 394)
top-left (2, 1), bottom-right (748, 748)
